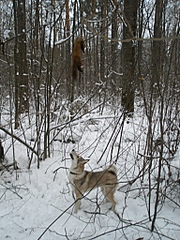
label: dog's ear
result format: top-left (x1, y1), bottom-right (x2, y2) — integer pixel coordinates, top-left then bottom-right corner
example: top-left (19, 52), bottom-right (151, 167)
top-left (81, 158), bottom-right (90, 164)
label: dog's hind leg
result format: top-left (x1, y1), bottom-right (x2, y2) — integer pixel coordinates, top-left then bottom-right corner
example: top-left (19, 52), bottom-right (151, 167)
top-left (101, 186), bottom-right (108, 204)
top-left (103, 186), bottom-right (116, 211)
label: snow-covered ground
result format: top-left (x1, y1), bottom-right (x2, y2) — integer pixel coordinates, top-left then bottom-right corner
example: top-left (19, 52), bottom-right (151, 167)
top-left (0, 107), bottom-right (179, 240)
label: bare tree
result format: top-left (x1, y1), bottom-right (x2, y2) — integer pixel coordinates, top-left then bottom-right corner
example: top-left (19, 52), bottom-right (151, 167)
top-left (13, 0), bottom-right (28, 128)
top-left (152, 0), bottom-right (163, 86)
top-left (121, 0), bottom-right (139, 115)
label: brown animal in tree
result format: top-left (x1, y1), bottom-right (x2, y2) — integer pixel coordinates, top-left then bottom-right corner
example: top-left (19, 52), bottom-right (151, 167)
top-left (72, 37), bottom-right (85, 79)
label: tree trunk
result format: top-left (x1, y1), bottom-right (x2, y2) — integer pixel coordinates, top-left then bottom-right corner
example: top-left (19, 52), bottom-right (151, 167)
top-left (71, 0), bottom-right (76, 103)
top-left (152, 0), bottom-right (163, 86)
top-left (99, 1), bottom-right (106, 82)
top-left (121, 0), bottom-right (139, 115)
top-left (111, 0), bottom-right (118, 91)
top-left (13, 0), bottom-right (29, 128)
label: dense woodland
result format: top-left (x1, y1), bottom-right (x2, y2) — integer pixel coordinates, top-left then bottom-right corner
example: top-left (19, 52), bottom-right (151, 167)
top-left (0, 0), bottom-right (179, 155)
top-left (0, 1), bottom-right (179, 238)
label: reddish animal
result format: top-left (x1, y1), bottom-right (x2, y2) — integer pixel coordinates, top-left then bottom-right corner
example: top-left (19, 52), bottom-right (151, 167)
top-left (72, 37), bottom-right (85, 80)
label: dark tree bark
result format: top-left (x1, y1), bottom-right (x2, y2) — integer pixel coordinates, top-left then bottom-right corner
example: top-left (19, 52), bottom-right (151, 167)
top-left (111, 0), bottom-right (119, 90)
top-left (99, 1), bottom-right (107, 82)
top-left (70, 0), bottom-right (77, 103)
top-left (13, 0), bottom-right (28, 128)
top-left (121, 0), bottom-right (139, 115)
top-left (0, 140), bottom-right (4, 163)
top-left (152, 0), bottom-right (163, 86)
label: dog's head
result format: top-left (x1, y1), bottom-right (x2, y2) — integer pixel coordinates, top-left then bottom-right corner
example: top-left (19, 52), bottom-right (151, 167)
top-left (74, 37), bottom-right (85, 53)
top-left (70, 149), bottom-right (89, 167)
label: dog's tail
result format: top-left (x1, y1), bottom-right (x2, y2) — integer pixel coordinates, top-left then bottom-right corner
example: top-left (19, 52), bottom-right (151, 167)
top-left (104, 165), bottom-right (117, 176)
top-left (106, 165), bottom-right (118, 189)
top-left (72, 60), bottom-right (78, 80)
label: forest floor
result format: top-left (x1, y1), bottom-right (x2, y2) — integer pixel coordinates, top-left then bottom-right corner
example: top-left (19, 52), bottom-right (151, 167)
top-left (0, 105), bottom-right (179, 240)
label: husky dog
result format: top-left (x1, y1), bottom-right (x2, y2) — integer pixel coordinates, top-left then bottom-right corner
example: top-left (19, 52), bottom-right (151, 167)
top-left (69, 149), bottom-right (118, 213)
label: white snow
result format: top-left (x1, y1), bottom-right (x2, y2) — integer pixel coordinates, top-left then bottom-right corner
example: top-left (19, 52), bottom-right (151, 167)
top-left (0, 107), bottom-right (179, 240)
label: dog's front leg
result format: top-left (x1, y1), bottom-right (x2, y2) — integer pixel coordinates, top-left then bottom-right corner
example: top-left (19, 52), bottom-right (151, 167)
top-left (74, 190), bottom-right (82, 214)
